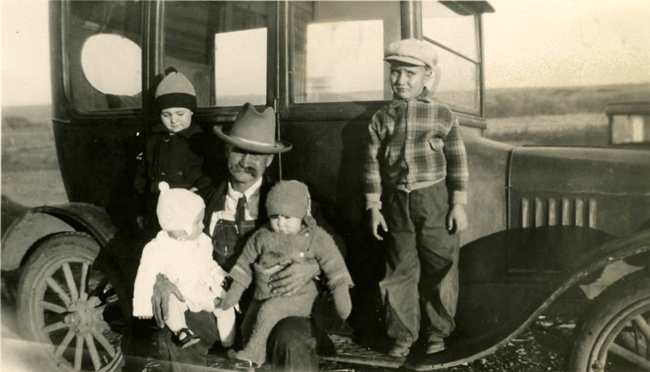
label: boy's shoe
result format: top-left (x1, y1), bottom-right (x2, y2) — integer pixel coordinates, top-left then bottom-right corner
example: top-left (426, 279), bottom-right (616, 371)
top-left (387, 340), bottom-right (412, 358)
top-left (425, 341), bottom-right (445, 354)
top-left (176, 328), bottom-right (201, 349)
top-left (227, 349), bottom-right (261, 369)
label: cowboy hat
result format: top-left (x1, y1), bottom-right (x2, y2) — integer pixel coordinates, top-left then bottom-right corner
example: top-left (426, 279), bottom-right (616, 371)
top-left (213, 103), bottom-right (292, 154)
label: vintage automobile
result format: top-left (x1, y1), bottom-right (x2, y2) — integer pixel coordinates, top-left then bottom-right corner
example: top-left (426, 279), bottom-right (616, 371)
top-left (2, 1), bottom-right (649, 372)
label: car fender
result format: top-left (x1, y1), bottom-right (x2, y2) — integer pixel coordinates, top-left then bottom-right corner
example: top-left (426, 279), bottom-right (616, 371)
top-left (421, 228), bottom-right (650, 371)
top-left (554, 227), bottom-right (650, 303)
top-left (502, 228), bottom-right (650, 348)
top-left (1, 202), bottom-right (116, 271)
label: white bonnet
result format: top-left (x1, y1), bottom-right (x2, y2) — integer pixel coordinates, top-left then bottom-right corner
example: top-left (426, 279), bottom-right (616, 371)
top-left (156, 182), bottom-right (205, 234)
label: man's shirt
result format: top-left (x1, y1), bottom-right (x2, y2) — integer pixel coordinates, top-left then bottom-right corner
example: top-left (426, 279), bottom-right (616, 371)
top-left (209, 177), bottom-right (263, 235)
top-left (364, 87), bottom-right (469, 207)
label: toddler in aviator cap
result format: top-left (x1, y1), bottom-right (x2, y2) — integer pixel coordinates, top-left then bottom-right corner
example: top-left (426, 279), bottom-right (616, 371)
top-left (133, 182), bottom-right (236, 348)
top-left (219, 180), bottom-right (354, 367)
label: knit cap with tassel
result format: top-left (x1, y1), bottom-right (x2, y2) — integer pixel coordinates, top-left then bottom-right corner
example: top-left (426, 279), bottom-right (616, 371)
top-left (265, 181), bottom-right (316, 227)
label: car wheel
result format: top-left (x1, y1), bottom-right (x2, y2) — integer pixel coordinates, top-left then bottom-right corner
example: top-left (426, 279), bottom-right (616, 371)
top-left (569, 272), bottom-right (650, 372)
top-left (17, 232), bottom-right (126, 372)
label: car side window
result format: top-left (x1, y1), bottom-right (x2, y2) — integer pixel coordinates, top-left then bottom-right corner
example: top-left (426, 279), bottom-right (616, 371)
top-left (162, 1), bottom-right (268, 108)
top-left (422, 2), bottom-right (481, 115)
top-left (66, 1), bottom-right (143, 112)
top-left (290, 1), bottom-right (401, 104)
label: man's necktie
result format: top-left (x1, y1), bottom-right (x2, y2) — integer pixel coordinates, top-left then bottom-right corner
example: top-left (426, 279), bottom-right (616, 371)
top-left (235, 196), bottom-right (247, 234)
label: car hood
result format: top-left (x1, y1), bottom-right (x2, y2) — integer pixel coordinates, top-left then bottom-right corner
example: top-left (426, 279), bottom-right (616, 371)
top-left (509, 146), bottom-right (650, 195)
top-left (508, 146), bottom-right (650, 236)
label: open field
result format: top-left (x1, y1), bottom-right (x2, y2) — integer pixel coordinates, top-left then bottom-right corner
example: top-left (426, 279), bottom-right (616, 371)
top-left (1, 104), bottom-right (65, 208)
top-left (485, 82), bottom-right (650, 118)
top-left (486, 113), bottom-right (609, 147)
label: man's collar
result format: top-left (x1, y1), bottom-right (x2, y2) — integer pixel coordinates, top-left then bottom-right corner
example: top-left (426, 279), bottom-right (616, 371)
top-left (389, 87), bottom-right (434, 108)
top-left (227, 176), bottom-right (263, 200)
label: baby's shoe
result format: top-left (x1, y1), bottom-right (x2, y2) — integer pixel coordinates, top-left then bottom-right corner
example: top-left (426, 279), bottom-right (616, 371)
top-left (175, 328), bottom-right (200, 349)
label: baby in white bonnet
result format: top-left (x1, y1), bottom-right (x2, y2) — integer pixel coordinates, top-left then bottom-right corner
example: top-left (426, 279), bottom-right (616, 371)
top-left (133, 182), bottom-right (236, 348)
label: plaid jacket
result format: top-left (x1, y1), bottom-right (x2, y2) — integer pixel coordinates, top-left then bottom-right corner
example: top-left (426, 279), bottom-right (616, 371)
top-left (364, 88), bottom-right (468, 206)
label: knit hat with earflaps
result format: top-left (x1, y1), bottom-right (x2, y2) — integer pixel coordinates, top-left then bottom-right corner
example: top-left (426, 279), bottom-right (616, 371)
top-left (156, 182), bottom-right (205, 234)
top-left (265, 181), bottom-right (316, 227)
top-left (155, 67), bottom-right (197, 111)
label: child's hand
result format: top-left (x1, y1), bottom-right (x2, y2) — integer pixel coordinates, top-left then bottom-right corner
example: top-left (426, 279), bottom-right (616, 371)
top-left (332, 286), bottom-right (352, 320)
top-left (369, 208), bottom-right (388, 240)
top-left (220, 281), bottom-right (245, 310)
top-left (446, 204), bottom-right (468, 234)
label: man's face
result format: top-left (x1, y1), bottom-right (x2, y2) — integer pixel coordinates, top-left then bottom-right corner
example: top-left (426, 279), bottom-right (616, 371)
top-left (227, 146), bottom-right (274, 187)
top-left (160, 107), bottom-right (193, 133)
top-left (389, 62), bottom-right (432, 100)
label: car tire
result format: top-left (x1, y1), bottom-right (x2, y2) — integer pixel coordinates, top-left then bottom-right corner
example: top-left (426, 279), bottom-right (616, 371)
top-left (17, 232), bottom-right (126, 372)
top-left (568, 271), bottom-right (650, 372)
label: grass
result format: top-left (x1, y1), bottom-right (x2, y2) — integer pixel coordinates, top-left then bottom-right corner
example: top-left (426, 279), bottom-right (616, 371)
top-left (485, 83), bottom-right (650, 118)
top-left (486, 113), bottom-right (609, 147)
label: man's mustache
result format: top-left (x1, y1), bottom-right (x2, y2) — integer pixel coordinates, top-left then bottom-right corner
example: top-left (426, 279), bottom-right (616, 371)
top-left (230, 164), bottom-right (258, 176)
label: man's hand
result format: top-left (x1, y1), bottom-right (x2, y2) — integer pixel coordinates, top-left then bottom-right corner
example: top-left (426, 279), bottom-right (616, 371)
top-left (220, 281), bottom-right (245, 310)
top-left (369, 208), bottom-right (388, 240)
top-left (268, 259), bottom-right (320, 297)
top-left (446, 204), bottom-right (468, 234)
top-left (151, 274), bottom-right (184, 328)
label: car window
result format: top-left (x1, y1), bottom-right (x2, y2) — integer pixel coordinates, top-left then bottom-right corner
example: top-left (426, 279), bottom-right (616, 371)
top-left (290, 1), bottom-right (401, 104)
top-left (66, 1), bottom-right (143, 112)
top-left (423, 1), bottom-right (481, 115)
top-left (162, 1), bottom-right (268, 108)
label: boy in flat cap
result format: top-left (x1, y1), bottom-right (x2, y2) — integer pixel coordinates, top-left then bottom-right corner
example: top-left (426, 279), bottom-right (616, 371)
top-left (364, 38), bottom-right (469, 358)
top-left (134, 68), bottom-right (212, 232)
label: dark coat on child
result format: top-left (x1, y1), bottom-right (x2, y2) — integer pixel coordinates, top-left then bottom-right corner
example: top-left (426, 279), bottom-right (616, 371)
top-left (134, 120), bottom-right (212, 226)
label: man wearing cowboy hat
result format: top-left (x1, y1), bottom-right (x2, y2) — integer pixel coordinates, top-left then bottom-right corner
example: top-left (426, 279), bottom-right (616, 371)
top-left (152, 103), bottom-right (335, 372)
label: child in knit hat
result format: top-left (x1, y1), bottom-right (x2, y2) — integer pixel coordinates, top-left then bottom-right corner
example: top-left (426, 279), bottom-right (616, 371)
top-left (134, 67), bottom-right (212, 231)
top-left (133, 182), bottom-right (236, 348)
top-left (219, 180), bottom-right (354, 367)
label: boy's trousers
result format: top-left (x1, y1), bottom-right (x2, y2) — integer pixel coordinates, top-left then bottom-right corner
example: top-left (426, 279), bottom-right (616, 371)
top-left (379, 181), bottom-right (460, 345)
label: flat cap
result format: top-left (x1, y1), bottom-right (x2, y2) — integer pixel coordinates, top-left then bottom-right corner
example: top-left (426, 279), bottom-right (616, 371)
top-left (384, 39), bottom-right (438, 69)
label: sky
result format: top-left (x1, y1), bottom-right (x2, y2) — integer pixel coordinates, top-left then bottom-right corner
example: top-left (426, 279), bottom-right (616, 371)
top-left (2, 0), bottom-right (650, 107)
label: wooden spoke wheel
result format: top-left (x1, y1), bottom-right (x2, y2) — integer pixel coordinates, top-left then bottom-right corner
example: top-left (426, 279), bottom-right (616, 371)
top-left (569, 273), bottom-right (650, 372)
top-left (17, 232), bottom-right (125, 372)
